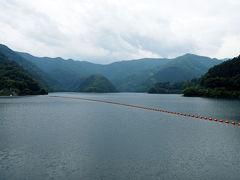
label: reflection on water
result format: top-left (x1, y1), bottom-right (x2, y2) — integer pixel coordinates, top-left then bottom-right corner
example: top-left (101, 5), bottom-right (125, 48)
top-left (0, 93), bottom-right (240, 180)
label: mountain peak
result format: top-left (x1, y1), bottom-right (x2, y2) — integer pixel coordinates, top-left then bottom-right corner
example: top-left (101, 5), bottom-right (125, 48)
top-left (182, 53), bottom-right (199, 57)
top-left (76, 74), bottom-right (118, 93)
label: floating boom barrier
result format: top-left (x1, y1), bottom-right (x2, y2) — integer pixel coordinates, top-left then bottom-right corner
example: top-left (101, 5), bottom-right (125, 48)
top-left (50, 96), bottom-right (240, 126)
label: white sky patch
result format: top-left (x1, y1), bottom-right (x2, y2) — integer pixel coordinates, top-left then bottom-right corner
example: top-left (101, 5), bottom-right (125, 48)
top-left (215, 35), bottom-right (240, 59)
top-left (0, 0), bottom-right (240, 63)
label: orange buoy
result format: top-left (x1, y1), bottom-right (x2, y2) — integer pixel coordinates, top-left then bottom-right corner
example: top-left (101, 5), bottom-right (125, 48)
top-left (191, 115), bottom-right (194, 117)
top-left (238, 123), bottom-right (240, 126)
top-left (187, 114), bottom-right (190, 116)
top-left (177, 113), bottom-right (179, 115)
top-left (204, 117), bottom-right (207, 119)
top-left (209, 118), bottom-right (212, 120)
top-left (231, 122), bottom-right (235, 125)
top-left (184, 114), bottom-right (186, 116)
top-left (195, 115), bottom-right (198, 118)
top-left (219, 120), bottom-right (223, 122)
top-left (173, 112), bottom-right (176, 114)
top-left (214, 119), bottom-right (217, 121)
top-left (225, 121), bottom-right (229, 124)
top-left (199, 116), bottom-right (202, 119)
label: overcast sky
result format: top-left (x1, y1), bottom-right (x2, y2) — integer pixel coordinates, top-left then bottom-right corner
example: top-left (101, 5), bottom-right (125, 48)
top-left (0, 0), bottom-right (240, 63)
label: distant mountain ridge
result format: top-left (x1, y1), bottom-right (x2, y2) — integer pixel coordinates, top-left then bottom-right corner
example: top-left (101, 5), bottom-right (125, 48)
top-left (0, 44), bottom-right (62, 91)
top-left (17, 51), bottom-right (171, 91)
top-left (17, 51), bottom-right (223, 92)
top-left (137, 53), bottom-right (223, 91)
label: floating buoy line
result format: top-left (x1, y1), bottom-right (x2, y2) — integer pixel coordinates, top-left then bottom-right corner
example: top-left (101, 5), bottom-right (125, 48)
top-left (50, 96), bottom-right (240, 127)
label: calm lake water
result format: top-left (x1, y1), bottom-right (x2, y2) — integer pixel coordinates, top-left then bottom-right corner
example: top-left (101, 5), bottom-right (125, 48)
top-left (0, 93), bottom-right (240, 180)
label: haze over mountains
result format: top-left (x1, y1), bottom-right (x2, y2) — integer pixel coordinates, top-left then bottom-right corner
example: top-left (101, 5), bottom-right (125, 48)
top-left (17, 50), bottom-right (223, 92)
top-left (0, 44), bottom-right (224, 92)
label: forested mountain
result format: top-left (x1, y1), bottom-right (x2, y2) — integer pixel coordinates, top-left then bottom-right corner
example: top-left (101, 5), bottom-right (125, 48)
top-left (148, 79), bottom-right (200, 94)
top-left (0, 44), bottom-right (224, 93)
top-left (183, 55), bottom-right (240, 98)
top-left (17, 51), bottom-right (222, 92)
top-left (138, 54), bottom-right (222, 91)
top-left (0, 54), bottom-right (47, 95)
top-left (76, 74), bottom-right (118, 93)
top-left (0, 44), bottom-right (62, 91)
top-left (17, 52), bottom-right (170, 91)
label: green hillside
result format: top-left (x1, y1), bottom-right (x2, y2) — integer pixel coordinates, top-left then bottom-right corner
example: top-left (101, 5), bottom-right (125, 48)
top-left (183, 55), bottom-right (240, 98)
top-left (148, 79), bottom-right (200, 94)
top-left (17, 51), bottom-right (222, 92)
top-left (0, 44), bottom-right (62, 91)
top-left (17, 52), bottom-right (170, 91)
top-left (17, 52), bottom-right (97, 90)
top-left (139, 54), bottom-right (222, 92)
top-left (76, 74), bottom-right (118, 93)
top-left (0, 54), bottom-right (47, 96)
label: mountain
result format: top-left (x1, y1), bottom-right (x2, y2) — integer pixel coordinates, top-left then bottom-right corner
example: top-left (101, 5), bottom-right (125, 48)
top-left (76, 74), bottom-right (118, 93)
top-left (16, 52), bottom-right (99, 90)
top-left (138, 54), bottom-right (223, 91)
top-left (148, 78), bottom-right (200, 94)
top-left (0, 44), bottom-right (62, 91)
top-left (17, 51), bottom-right (171, 91)
top-left (15, 49), bottom-right (223, 92)
top-left (0, 53), bottom-right (47, 96)
top-left (183, 55), bottom-right (240, 98)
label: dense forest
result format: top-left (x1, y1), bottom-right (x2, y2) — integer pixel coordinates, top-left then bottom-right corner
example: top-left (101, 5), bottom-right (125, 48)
top-left (0, 44), bottom-right (229, 95)
top-left (17, 50), bottom-right (222, 92)
top-left (76, 74), bottom-right (118, 93)
top-left (140, 54), bottom-right (222, 91)
top-left (0, 54), bottom-right (47, 96)
top-left (0, 44), bottom-right (62, 91)
top-left (183, 55), bottom-right (240, 98)
top-left (148, 79), bottom-right (199, 94)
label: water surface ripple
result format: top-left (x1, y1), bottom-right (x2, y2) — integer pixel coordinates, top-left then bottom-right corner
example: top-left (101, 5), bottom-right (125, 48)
top-left (0, 93), bottom-right (239, 180)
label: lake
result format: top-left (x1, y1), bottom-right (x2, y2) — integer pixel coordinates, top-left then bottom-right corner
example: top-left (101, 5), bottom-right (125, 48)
top-left (0, 93), bottom-right (240, 180)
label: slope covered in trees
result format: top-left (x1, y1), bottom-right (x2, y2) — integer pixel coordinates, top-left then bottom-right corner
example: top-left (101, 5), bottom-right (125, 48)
top-left (76, 74), bottom-right (118, 93)
top-left (148, 79), bottom-right (200, 94)
top-left (0, 44), bottom-right (62, 91)
top-left (0, 54), bottom-right (47, 96)
top-left (183, 55), bottom-right (240, 98)
top-left (139, 54), bottom-right (222, 92)
top-left (17, 51), bottom-right (170, 91)
top-left (18, 51), bottom-right (222, 92)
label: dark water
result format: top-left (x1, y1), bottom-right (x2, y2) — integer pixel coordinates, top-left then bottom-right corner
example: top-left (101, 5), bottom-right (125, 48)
top-left (0, 93), bottom-right (240, 180)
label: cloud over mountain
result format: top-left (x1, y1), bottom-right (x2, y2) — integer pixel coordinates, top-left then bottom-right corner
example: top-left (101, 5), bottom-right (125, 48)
top-left (0, 0), bottom-right (240, 63)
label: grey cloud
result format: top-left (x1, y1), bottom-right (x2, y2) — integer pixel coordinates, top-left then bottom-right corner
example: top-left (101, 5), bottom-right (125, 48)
top-left (0, 0), bottom-right (240, 63)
